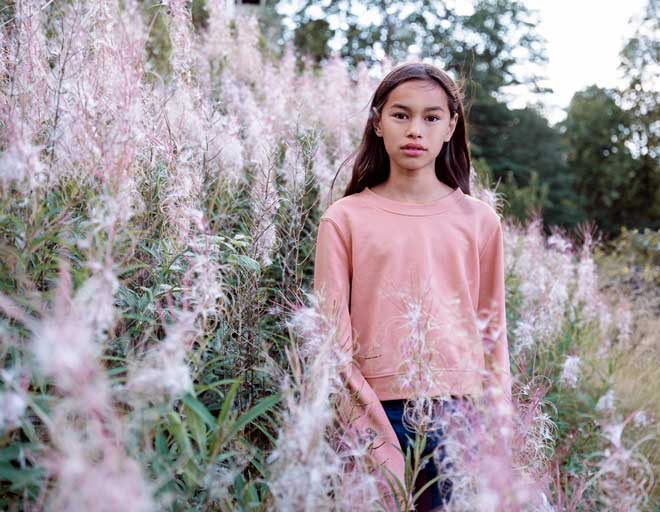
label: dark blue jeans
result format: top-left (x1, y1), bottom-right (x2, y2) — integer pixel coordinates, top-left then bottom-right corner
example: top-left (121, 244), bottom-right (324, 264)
top-left (381, 396), bottom-right (468, 512)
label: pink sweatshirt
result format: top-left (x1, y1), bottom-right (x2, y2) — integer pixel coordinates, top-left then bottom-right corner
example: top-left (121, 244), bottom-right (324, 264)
top-left (312, 184), bottom-right (512, 500)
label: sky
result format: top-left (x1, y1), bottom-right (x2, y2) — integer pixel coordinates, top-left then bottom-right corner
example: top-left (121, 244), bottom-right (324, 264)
top-left (500, 0), bottom-right (650, 126)
top-left (278, 0), bottom-right (651, 127)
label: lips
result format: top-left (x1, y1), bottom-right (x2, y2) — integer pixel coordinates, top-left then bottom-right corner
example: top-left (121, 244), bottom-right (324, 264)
top-left (401, 143), bottom-right (426, 157)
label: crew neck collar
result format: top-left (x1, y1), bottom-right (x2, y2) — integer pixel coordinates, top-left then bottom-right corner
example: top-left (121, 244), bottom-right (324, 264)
top-left (360, 185), bottom-right (465, 216)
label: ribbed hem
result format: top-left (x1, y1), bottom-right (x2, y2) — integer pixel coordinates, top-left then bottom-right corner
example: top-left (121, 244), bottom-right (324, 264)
top-left (359, 185), bottom-right (465, 216)
top-left (366, 372), bottom-right (485, 401)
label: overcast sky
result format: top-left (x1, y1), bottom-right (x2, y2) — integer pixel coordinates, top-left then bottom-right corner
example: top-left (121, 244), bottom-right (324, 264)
top-left (501, 0), bottom-right (649, 125)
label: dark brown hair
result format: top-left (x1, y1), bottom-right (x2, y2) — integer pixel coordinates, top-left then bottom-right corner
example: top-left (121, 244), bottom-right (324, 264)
top-left (331, 61), bottom-right (471, 199)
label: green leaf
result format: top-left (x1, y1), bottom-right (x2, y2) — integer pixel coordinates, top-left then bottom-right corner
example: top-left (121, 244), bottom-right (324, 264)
top-left (234, 254), bottom-right (260, 272)
top-left (0, 464), bottom-right (44, 490)
top-left (194, 379), bottom-right (239, 394)
top-left (167, 410), bottom-right (194, 458)
top-left (222, 393), bottom-right (282, 446)
top-left (0, 445), bottom-right (22, 462)
top-left (216, 379), bottom-right (240, 429)
top-left (186, 404), bottom-right (208, 459)
top-left (248, 416), bottom-right (277, 446)
top-left (117, 262), bottom-right (150, 278)
top-left (182, 393), bottom-right (218, 433)
top-left (155, 423), bottom-right (168, 456)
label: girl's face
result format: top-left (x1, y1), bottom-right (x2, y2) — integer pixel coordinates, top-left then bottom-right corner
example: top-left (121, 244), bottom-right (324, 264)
top-left (373, 79), bottom-right (458, 176)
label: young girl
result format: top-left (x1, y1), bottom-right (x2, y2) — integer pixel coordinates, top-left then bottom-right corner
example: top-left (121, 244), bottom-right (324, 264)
top-left (313, 62), bottom-right (513, 511)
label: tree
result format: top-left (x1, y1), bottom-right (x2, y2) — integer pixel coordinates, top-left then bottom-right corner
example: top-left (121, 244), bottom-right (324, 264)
top-left (493, 106), bottom-right (584, 230)
top-left (616, 0), bottom-right (660, 229)
top-left (287, 0), bottom-right (550, 97)
top-left (561, 86), bottom-right (639, 238)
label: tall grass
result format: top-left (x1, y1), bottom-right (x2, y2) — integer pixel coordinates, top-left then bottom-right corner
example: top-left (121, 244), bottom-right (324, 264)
top-left (0, 1), bottom-right (657, 510)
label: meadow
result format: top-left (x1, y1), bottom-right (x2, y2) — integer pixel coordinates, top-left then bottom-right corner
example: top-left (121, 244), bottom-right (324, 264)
top-left (0, 1), bottom-right (658, 510)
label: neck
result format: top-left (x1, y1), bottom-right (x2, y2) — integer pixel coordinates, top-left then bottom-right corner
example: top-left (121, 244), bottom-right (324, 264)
top-left (373, 168), bottom-right (454, 203)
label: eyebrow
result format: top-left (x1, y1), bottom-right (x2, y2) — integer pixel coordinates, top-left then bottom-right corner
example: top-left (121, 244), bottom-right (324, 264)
top-left (389, 103), bottom-right (445, 113)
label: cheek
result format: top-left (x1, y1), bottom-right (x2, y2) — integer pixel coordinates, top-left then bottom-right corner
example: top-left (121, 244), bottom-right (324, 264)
top-left (380, 124), bottom-right (397, 144)
top-left (383, 131), bottom-right (401, 152)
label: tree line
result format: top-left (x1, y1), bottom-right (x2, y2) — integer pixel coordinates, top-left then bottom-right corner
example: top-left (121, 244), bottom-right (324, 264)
top-left (243, 0), bottom-right (659, 240)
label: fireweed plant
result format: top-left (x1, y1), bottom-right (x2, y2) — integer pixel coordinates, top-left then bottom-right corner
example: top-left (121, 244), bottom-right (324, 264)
top-left (0, 1), bottom-right (657, 511)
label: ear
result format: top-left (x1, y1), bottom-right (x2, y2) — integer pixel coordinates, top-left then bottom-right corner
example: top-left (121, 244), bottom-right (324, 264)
top-left (372, 107), bottom-right (383, 137)
top-left (444, 112), bottom-right (459, 142)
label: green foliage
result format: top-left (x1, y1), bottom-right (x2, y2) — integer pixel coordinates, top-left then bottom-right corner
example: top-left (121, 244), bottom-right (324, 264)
top-left (378, 429), bottom-right (443, 512)
top-left (288, 0), bottom-right (550, 97)
top-left (472, 104), bottom-right (583, 231)
top-left (142, 0), bottom-right (174, 82)
top-left (561, 85), bottom-right (644, 239)
top-left (608, 227), bottom-right (660, 281)
top-left (139, 381), bottom-right (281, 509)
top-left (191, 0), bottom-right (210, 31)
top-left (594, 226), bottom-right (660, 302)
top-left (618, 0), bottom-right (659, 163)
top-left (0, 158), bottom-right (290, 508)
top-left (293, 18), bottom-right (332, 65)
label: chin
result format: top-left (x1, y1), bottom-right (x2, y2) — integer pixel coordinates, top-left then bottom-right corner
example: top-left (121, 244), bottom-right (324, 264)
top-left (401, 167), bottom-right (428, 174)
top-left (395, 160), bottom-right (432, 172)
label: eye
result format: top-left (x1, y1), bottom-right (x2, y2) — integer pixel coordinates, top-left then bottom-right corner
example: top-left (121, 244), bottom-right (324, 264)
top-left (392, 112), bottom-right (408, 120)
top-left (427, 115), bottom-right (440, 122)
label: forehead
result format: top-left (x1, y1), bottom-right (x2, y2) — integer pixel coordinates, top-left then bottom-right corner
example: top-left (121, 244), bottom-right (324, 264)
top-left (384, 79), bottom-right (449, 109)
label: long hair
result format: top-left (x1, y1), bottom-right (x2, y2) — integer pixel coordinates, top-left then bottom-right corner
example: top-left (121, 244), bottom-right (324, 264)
top-left (331, 62), bottom-right (471, 199)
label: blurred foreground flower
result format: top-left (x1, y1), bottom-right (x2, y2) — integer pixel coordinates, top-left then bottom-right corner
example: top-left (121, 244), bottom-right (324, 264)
top-left (125, 310), bottom-right (197, 404)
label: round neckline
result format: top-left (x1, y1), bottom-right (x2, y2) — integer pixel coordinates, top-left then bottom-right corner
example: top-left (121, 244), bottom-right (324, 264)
top-left (361, 185), bottom-right (464, 216)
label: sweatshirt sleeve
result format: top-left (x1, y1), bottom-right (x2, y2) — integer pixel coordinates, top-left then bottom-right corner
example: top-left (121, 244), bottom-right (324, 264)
top-left (313, 217), bottom-right (407, 503)
top-left (478, 218), bottom-right (513, 406)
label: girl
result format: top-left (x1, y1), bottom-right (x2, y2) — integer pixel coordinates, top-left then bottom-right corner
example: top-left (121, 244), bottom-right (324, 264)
top-left (313, 62), bottom-right (513, 511)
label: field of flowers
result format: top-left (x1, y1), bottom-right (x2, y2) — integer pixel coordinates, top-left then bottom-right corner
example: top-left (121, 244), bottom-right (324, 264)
top-left (0, 1), bottom-right (658, 510)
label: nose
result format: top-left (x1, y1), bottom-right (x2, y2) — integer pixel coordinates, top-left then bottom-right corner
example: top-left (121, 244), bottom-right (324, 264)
top-left (406, 118), bottom-right (422, 138)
